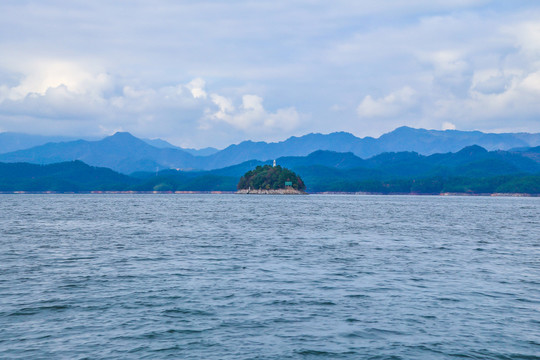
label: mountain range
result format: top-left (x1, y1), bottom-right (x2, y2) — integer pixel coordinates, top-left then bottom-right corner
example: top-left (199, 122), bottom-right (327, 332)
top-left (1, 127), bottom-right (540, 174)
top-left (2, 145), bottom-right (539, 194)
top-left (0, 133), bottom-right (84, 154)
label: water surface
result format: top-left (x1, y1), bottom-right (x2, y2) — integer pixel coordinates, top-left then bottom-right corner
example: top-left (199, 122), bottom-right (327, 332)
top-left (0, 194), bottom-right (539, 359)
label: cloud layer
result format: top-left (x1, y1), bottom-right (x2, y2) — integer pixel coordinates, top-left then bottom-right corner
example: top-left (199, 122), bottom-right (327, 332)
top-left (0, 1), bottom-right (539, 147)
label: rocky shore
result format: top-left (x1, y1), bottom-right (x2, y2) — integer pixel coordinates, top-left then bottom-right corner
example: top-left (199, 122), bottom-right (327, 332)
top-left (236, 188), bottom-right (307, 195)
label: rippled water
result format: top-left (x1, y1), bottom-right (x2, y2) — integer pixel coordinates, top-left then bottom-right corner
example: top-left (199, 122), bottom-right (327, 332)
top-left (0, 194), bottom-right (539, 359)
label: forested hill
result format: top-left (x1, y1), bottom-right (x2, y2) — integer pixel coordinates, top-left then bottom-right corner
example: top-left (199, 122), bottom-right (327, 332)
top-left (1, 145), bottom-right (539, 194)
top-left (237, 165), bottom-right (305, 191)
top-left (0, 161), bottom-right (134, 191)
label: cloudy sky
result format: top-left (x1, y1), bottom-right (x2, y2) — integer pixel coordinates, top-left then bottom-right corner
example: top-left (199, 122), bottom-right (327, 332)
top-left (1, 0), bottom-right (539, 148)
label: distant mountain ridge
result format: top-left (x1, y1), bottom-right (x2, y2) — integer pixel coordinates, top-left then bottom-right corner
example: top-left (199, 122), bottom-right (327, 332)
top-left (0, 133), bottom-right (86, 153)
top-left (206, 127), bottom-right (540, 168)
top-left (141, 138), bottom-right (219, 156)
top-left (0, 132), bottom-right (218, 157)
top-left (1, 127), bottom-right (539, 173)
top-left (0, 132), bottom-right (199, 173)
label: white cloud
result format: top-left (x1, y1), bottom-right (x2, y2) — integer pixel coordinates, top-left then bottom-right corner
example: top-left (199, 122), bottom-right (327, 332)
top-left (357, 87), bottom-right (417, 118)
top-left (506, 22), bottom-right (540, 60)
top-left (465, 70), bottom-right (540, 119)
top-left (0, 59), bottom-right (111, 103)
top-left (204, 94), bottom-right (300, 133)
top-left (341, 8), bottom-right (540, 135)
top-left (186, 78), bottom-right (207, 99)
top-left (209, 94), bottom-right (235, 122)
top-left (442, 121), bottom-right (456, 130)
top-left (0, 64), bottom-right (302, 146)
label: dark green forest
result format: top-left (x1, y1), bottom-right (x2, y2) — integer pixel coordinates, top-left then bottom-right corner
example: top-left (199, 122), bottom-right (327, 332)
top-left (0, 161), bottom-right (134, 192)
top-left (237, 165), bottom-right (306, 191)
top-left (302, 175), bottom-right (540, 194)
top-left (1, 145), bottom-right (539, 194)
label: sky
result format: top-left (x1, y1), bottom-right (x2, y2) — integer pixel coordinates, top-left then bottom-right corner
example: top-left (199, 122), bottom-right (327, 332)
top-left (0, 0), bottom-right (540, 148)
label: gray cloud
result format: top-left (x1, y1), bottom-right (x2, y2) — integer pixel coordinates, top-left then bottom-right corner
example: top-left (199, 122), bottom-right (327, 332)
top-left (0, 0), bottom-right (539, 147)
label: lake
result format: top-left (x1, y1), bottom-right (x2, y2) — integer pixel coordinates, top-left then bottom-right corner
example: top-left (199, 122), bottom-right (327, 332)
top-left (0, 194), bottom-right (539, 359)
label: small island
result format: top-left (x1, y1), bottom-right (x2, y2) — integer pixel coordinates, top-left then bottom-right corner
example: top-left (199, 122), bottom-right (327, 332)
top-left (237, 164), bottom-right (307, 194)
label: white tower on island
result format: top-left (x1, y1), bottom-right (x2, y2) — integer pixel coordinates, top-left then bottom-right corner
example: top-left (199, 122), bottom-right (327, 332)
top-left (273, 160), bottom-right (276, 167)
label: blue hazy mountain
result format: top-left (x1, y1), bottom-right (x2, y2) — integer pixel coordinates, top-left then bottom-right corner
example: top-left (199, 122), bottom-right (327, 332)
top-left (1, 127), bottom-right (540, 173)
top-left (0, 133), bottom-right (86, 153)
top-left (142, 138), bottom-right (182, 149)
top-left (181, 147), bottom-right (220, 156)
top-left (200, 132), bottom-right (367, 169)
top-left (0, 132), bottom-right (198, 173)
top-left (142, 138), bottom-right (219, 156)
top-left (142, 126), bottom-right (540, 169)
top-left (0, 132), bottom-right (220, 162)
top-left (373, 126), bottom-right (540, 155)
top-left (215, 126), bottom-right (540, 164)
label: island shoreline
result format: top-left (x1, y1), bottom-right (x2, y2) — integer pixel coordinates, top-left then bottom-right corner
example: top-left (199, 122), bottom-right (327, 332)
top-left (0, 191), bottom-right (537, 197)
top-left (236, 189), bottom-right (307, 195)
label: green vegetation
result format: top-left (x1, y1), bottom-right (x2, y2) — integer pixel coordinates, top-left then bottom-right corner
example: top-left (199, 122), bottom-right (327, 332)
top-left (237, 165), bottom-right (306, 191)
top-left (0, 161), bottom-right (134, 191)
top-left (131, 174), bottom-right (237, 192)
top-left (302, 175), bottom-right (540, 194)
top-left (1, 147), bottom-right (539, 194)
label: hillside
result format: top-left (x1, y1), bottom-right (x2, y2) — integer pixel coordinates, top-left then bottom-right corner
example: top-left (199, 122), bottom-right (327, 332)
top-left (1, 145), bottom-right (539, 194)
top-left (0, 133), bottom-right (83, 153)
top-left (237, 165), bottom-right (305, 191)
top-left (128, 145), bottom-right (540, 193)
top-left (0, 132), bottom-right (198, 173)
top-left (0, 161), bottom-right (134, 191)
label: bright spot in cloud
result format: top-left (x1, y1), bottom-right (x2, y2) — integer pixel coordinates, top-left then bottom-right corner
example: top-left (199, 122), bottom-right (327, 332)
top-left (442, 121), bottom-right (456, 130)
top-left (187, 78), bottom-right (207, 99)
top-left (0, 60), bottom-right (110, 102)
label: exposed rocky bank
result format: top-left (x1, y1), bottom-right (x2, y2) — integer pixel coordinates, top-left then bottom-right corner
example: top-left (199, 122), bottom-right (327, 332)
top-left (236, 188), bottom-right (307, 195)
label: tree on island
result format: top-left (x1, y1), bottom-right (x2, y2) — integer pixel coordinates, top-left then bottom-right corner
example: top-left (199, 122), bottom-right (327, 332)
top-left (237, 165), bottom-right (306, 191)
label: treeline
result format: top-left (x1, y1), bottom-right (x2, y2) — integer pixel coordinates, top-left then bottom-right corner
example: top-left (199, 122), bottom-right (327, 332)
top-left (0, 161), bottom-right (134, 191)
top-left (1, 158), bottom-right (539, 194)
top-left (0, 161), bottom-right (237, 192)
top-left (131, 174), bottom-right (237, 192)
top-left (307, 175), bottom-right (540, 194)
